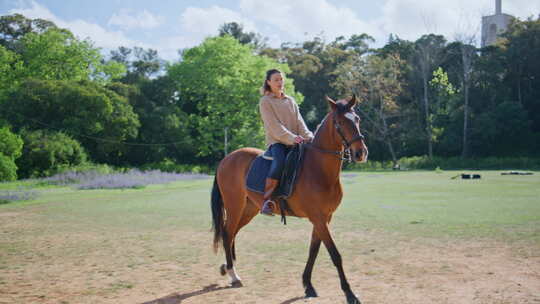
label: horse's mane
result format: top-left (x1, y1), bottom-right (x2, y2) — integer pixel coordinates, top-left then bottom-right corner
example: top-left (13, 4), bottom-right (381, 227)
top-left (313, 102), bottom-right (350, 137)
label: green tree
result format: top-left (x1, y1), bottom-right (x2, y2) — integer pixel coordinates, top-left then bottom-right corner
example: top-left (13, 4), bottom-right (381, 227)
top-left (335, 53), bottom-right (405, 165)
top-left (19, 28), bottom-right (124, 82)
top-left (168, 36), bottom-right (299, 162)
top-left (16, 129), bottom-right (87, 178)
top-left (429, 67), bottom-right (457, 155)
top-left (413, 34), bottom-right (447, 158)
top-left (218, 22), bottom-right (268, 52)
top-left (2, 79), bottom-right (140, 164)
top-left (0, 126), bottom-right (23, 181)
top-left (0, 14), bottom-right (57, 52)
top-left (109, 46), bottom-right (163, 84)
top-left (500, 18), bottom-right (540, 151)
top-left (107, 78), bottom-right (197, 165)
top-left (263, 34), bottom-right (372, 130)
top-left (0, 45), bottom-right (24, 98)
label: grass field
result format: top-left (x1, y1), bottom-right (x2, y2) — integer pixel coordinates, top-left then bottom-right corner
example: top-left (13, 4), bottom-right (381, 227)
top-left (0, 171), bottom-right (539, 303)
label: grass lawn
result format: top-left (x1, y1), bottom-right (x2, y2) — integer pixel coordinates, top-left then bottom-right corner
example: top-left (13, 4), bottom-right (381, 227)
top-left (0, 170), bottom-right (539, 304)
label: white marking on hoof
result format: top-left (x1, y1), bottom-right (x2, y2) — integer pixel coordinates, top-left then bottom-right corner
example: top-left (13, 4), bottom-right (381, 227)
top-left (226, 266), bottom-right (242, 284)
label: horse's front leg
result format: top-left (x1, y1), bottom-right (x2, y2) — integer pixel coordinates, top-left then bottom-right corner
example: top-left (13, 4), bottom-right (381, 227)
top-left (314, 221), bottom-right (361, 304)
top-left (303, 228), bottom-right (321, 298)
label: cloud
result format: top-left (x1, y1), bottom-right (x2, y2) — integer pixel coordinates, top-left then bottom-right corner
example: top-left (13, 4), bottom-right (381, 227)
top-left (108, 9), bottom-right (164, 30)
top-left (180, 5), bottom-right (257, 37)
top-left (239, 0), bottom-right (383, 44)
top-left (9, 1), bottom-right (142, 50)
top-left (377, 0), bottom-right (540, 44)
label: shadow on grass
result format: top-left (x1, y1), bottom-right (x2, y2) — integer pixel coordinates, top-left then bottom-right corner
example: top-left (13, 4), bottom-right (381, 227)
top-left (140, 283), bottom-right (237, 304)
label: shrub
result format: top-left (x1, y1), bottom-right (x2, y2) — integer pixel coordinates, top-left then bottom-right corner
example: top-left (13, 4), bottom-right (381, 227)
top-left (345, 156), bottom-right (540, 171)
top-left (42, 168), bottom-right (209, 189)
top-left (0, 153), bottom-right (17, 181)
top-left (0, 126), bottom-right (23, 181)
top-left (74, 169), bottom-right (209, 190)
top-left (0, 189), bottom-right (39, 204)
top-left (16, 130), bottom-right (88, 178)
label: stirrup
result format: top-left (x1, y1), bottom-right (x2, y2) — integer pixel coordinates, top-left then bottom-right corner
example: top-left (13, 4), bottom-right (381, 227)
top-left (261, 199), bottom-right (275, 216)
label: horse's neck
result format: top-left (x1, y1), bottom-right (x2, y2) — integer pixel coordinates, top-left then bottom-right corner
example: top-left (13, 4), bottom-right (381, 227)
top-left (309, 114), bottom-right (344, 183)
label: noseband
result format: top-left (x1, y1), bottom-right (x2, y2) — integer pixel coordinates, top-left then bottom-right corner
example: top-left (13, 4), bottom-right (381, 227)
top-left (332, 111), bottom-right (365, 149)
top-left (307, 111), bottom-right (365, 162)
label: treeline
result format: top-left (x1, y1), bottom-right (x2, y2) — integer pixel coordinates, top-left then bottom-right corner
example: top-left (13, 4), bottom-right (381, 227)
top-left (0, 14), bottom-right (539, 180)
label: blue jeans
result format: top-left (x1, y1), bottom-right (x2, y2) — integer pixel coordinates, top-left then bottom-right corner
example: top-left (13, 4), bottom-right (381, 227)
top-left (268, 143), bottom-right (289, 180)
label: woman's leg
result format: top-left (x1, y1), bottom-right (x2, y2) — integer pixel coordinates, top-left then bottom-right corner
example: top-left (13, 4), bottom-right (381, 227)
top-left (261, 143), bottom-right (287, 215)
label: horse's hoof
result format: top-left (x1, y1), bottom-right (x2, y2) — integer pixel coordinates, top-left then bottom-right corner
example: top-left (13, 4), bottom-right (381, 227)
top-left (230, 280), bottom-right (243, 288)
top-left (304, 286), bottom-right (318, 298)
top-left (219, 264), bottom-right (226, 276)
top-left (346, 293), bottom-right (361, 304)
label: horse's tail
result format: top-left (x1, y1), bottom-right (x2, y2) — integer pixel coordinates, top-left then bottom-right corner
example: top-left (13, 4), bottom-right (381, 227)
top-left (211, 174), bottom-right (225, 253)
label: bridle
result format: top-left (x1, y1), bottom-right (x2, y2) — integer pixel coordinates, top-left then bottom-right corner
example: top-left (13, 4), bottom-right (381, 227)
top-left (307, 111), bottom-right (365, 162)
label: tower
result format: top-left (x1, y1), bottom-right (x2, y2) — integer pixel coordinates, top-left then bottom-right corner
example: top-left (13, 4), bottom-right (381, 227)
top-left (481, 0), bottom-right (514, 47)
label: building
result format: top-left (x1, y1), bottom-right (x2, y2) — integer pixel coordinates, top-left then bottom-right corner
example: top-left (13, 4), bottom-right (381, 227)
top-left (481, 0), bottom-right (514, 47)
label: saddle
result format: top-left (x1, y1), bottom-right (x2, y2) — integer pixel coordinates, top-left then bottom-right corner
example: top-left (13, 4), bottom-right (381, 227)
top-left (246, 144), bottom-right (306, 223)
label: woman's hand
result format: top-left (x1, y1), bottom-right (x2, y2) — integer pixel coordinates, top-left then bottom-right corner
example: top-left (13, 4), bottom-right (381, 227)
top-left (294, 136), bottom-right (305, 144)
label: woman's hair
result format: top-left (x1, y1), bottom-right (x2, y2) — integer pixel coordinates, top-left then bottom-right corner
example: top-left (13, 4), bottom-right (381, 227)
top-left (261, 69), bottom-right (282, 95)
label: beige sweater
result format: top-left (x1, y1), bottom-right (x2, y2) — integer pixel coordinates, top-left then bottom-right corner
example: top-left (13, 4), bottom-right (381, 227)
top-left (259, 93), bottom-right (314, 147)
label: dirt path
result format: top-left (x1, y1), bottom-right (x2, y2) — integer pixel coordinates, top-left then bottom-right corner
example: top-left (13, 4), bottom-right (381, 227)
top-left (1, 224), bottom-right (538, 304)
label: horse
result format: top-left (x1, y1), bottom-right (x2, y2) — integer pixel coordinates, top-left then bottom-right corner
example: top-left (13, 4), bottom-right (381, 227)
top-left (210, 95), bottom-right (368, 304)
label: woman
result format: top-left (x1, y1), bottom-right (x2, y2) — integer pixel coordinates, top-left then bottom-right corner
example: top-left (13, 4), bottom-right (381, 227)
top-left (259, 69), bottom-right (314, 215)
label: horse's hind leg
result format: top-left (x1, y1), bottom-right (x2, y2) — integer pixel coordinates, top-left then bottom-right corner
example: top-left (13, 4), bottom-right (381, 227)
top-left (219, 193), bottom-right (248, 287)
top-left (220, 198), bottom-right (258, 287)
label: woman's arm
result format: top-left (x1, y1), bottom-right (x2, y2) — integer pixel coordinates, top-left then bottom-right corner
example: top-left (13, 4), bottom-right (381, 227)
top-left (294, 102), bottom-right (314, 142)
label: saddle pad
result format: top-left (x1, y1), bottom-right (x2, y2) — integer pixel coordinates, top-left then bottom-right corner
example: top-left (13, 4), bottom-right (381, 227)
top-left (245, 155), bottom-right (272, 194)
top-left (245, 144), bottom-right (305, 198)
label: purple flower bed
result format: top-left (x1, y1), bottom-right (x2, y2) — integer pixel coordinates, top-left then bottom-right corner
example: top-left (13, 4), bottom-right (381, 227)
top-left (45, 169), bottom-right (209, 190)
top-left (0, 189), bottom-right (39, 204)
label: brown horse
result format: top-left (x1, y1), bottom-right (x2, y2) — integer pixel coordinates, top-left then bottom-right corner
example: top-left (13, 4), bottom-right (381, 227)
top-left (210, 95), bottom-right (368, 304)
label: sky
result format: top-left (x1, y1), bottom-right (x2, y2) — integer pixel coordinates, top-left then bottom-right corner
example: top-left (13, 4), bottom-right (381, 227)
top-left (1, 0), bottom-right (539, 61)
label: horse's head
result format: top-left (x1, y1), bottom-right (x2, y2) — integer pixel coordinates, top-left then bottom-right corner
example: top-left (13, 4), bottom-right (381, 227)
top-left (325, 95), bottom-right (369, 163)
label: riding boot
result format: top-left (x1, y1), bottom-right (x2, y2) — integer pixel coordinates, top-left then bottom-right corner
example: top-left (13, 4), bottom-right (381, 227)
top-left (261, 178), bottom-right (279, 216)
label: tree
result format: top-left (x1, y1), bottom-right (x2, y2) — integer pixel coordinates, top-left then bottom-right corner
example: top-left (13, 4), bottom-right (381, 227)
top-left (413, 34), bottom-right (447, 158)
top-left (109, 46), bottom-right (163, 83)
top-left (262, 34), bottom-right (373, 130)
top-left (335, 53), bottom-right (405, 165)
top-left (107, 77), bottom-right (198, 165)
top-left (2, 79), bottom-right (140, 164)
top-left (0, 126), bottom-right (23, 181)
top-left (167, 36), bottom-right (299, 162)
top-left (429, 67), bottom-right (457, 155)
top-left (0, 45), bottom-right (24, 98)
top-left (447, 33), bottom-right (479, 158)
top-left (0, 14), bottom-right (57, 52)
top-left (16, 129), bottom-right (87, 178)
top-left (218, 22), bottom-right (268, 52)
top-left (19, 28), bottom-right (124, 82)
top-left (500, 18), bottom-right (540, 145)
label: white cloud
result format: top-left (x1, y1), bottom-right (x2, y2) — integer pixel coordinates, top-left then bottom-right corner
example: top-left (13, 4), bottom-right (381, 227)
top-left (157, 35), bottom-right (201, 62)
top-left (9, 1), bottom-right (142, 50)
top-left (108, 9), bottom-right (164, 30)
top-left (180, 5), bottom-right (257, 37)
top-left (377, 0), bottom-right (540, 45)
top-left (240, 0), bottom-right (383, 44)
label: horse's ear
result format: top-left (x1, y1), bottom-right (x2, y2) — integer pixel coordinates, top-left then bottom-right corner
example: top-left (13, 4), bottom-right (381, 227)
top-left (347, 94), bottom-right (357, 109)
top-left (325, 96), bottom-right (337, 111)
